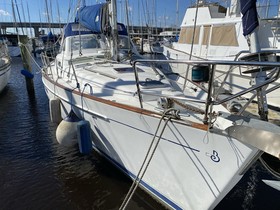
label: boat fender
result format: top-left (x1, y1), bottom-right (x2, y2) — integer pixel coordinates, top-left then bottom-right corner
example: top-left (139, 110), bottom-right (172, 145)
top-left (21, 69), bottom-right (34, 79)
top-left (49, 98), bottom-right (62, 123)
top-left (191, 65), bottom-right (209, 82)
top-left (56, 110), bottom-right (81, 147)
top-left (77, 120), bottom-right (92, 154)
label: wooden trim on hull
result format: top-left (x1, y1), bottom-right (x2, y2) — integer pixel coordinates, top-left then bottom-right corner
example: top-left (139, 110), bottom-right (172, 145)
top-left (43, 73), bottom-right (208, 131)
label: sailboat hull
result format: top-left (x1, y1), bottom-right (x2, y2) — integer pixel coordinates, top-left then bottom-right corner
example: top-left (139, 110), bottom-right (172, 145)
top-left (43, 73), bottom-right (259, 210)
top-left (0, 57), bottom-right (11, 93)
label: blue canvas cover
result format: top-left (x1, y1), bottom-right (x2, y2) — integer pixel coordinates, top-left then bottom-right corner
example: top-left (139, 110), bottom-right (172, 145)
top-left (117, 23), bottom-right (128, 36)
top-left (240, 0), bottom-right (259, 36)
top-left (75, 3), bottom-right (107, 33)
top-left (63, 22), bottom-right (95, 37)
top-left (40, 31), bottom-right (58, 43)
top-left (63, 22), bottom-right (128, 38)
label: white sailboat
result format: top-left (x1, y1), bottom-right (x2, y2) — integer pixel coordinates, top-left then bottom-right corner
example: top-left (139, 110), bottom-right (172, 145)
top-left (142, 38), bottom-right (163, 54)
top-left (163, 0), bottom-right (280, 108)
top-left (41, 1), bottom-right (280, 209)
top-left (0, 38), bottom-right (11, 93)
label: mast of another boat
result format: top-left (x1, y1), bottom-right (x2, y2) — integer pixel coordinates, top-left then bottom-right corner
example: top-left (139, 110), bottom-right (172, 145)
top-left (183, 0), bottom-right (200, 90)
top-left (124, 0), bottom-right (132, 52)
top-left (240, 0), bottom-right (269, 120)
top-left (108, 0), bottom-right (119, 61)
top-left (176, 0), bottom-right (179, 36)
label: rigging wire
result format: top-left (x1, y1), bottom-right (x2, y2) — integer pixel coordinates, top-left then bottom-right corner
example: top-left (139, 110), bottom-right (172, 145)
top-left (44, 0), bottom-right (51, 32)
top-left (14, 0), bottom-right (25, 35)
top-left (56, 0), bottom-right (62, 35)
top-left (26, 2), bottom-right (33, 37)
top-left (20, 0), bottom-right (27, 34)
top-left (49, 0), bottom-right (54, 33)
top-left (125, 0), bottom-right (132, 53)
top-left (183, 0), bottom-right (200, 90)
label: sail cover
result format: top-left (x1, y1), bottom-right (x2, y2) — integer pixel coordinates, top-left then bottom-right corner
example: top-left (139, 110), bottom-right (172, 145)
top-left (117, 23), bottom-right (128, 36)
top-left (240, 0), bottom-right (259, 36)
top-left (75, 3), bottom-right (108, 33)
top-left (63, 22), bottom-right (94, 37)
top-left (63, 22), bottom-right (128, 38)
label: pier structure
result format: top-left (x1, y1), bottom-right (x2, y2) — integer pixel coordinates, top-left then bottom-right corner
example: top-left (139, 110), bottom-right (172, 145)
top-left (0, 21), bottom-right (176, 38)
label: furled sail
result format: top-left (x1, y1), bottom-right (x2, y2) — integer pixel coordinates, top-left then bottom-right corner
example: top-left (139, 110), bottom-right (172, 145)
top-left (75, 3), bottom-right (108, 33)
top-left (117, 23), bottom-right (128, 36)
top-left (240, 0), bottom-right (259, 36)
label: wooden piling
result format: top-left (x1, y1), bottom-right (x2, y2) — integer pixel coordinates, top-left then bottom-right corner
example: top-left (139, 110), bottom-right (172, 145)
top-left (19, 35), bottom-right (35, 95)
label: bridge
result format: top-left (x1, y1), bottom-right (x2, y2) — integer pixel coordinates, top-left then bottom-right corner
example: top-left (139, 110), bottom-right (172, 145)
top-left (0, 21), bottom-right (176, 38)
top-left (0, 22), bottom-right (65, 37)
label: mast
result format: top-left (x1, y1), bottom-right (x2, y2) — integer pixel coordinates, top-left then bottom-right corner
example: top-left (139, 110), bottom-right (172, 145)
top-left (176, 0), bottom-right (179, 35)
top-left (26, 2), bottom-right (33, 37)
top-left (56, 0), bottom-right (62, 35)
top-left (108, 0), bottom-right (119, 61)
top-left (20, 0), bottom-right (27, 35)
top-left (125, 0), bottom-right (132, 52)
top-left (229, 0), bottom-right (241, 16)
top-left (45, 0), bottom-right (51, 32)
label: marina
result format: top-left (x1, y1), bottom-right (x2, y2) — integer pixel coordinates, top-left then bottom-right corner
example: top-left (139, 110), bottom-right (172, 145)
top-left (0, 51), bottom-right (278, 210)
top-left (0, 56), bottom-right (279, 210)
top-left (0, 0), bottom-right (280, 209)
top-left (0, 57), bottom-right (165, 210)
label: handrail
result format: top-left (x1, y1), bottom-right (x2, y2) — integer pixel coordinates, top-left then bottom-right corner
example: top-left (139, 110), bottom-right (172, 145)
top-left (132, 59), bottom-right (280, 122)
top-left (132, 59), bottom-right (280, 68)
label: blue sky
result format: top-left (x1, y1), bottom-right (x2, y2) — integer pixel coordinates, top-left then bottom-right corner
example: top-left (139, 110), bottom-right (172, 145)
top-left (0, 0), bottom-right (190, 27)
top-left (0, 0), bottom-right (279, 36)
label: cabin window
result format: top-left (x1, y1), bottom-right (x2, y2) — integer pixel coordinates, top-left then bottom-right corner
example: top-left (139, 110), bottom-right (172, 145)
top-left (118, 36), bottom-right (130, 49)
top-left (178, 27), bottom-right (200, 44)
top-left (71, 35), bottom-right (100, 51)
top-left (82, 38), bottom-right (100, 49)
top-left (210, 25), bottom-right (238, 46)
top-left (202, 25), bottom-right (211, 45)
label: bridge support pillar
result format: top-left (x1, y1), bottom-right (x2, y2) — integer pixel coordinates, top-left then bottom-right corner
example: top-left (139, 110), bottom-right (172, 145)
top-left (33, 26), bottom-right (40, 37)
top-left (0, 27), bottom-right (7, 35)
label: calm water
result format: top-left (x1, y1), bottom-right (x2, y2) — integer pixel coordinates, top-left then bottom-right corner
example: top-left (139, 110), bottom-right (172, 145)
top-left (0, 57), bottom-right (279, 210)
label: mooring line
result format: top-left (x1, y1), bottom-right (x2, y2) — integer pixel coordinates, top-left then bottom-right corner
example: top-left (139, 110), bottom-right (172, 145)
top-left (119, 108), bottom-right (178, 210)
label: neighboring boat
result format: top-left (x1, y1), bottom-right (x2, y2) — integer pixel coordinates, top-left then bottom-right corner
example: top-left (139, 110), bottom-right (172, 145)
top-left (162, 0), bottom-right (280, 108)
top-left (158, 30), bottom-right (179, 47)
top-left (131, 37), bottom-right (163, 54)
top-left (41, 1), bottom-right (280, 210)
top-left (0, 34), bottom-right (31, 57)
top-left (35, 32), bottom-right (60, 57)
top-left (142, 38), bottom-right (163, 54)
top-left (0, 38), bottom-right (11, 93)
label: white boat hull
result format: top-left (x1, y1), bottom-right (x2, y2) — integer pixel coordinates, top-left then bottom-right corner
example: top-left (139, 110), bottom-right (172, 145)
top-left (0, 57), bottom-right (11, 93)
top-left (8, 46), bottom-right (21, 57)
top-left (43, 74), bottom-right (260, 210)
